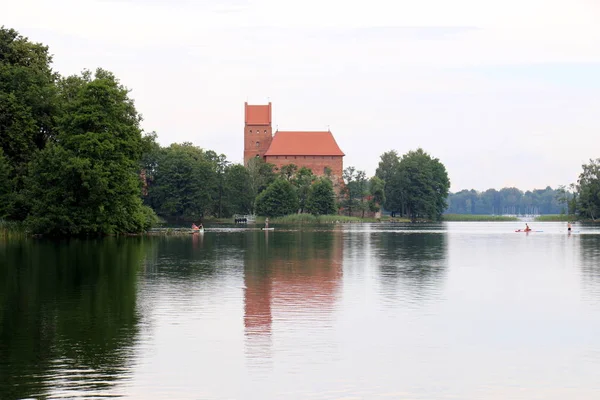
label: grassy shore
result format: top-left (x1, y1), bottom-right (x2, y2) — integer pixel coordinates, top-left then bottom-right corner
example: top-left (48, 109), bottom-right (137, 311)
top-left (0, 220), bottom-right (27, 238)
top-left (441, 214), bottom-right (519, 222)
top-left (534, 215), bottom-right (576, 222)
top-left (270, 214), bottom-right (381, 224)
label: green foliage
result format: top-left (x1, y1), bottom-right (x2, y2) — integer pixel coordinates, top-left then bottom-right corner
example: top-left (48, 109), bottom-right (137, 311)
top-left (255, 178), bottom-right (299, 217)
top-left (379, 148), bottom-right (450, 221)
top-left (576, 158), bottom-right (600, 221)
top-left (534, 214), bottom-right (575, 222)
top-left (0, 27), bottom-right (58, 177)
top-left (224, 164), bottom-right (254, 216)
top-left (145, 143), bottom-right (216, 219)
top-left (0, 149), bottom-right (11, 218)
top-left (25, 69), bottom-right (156, 235)
top-left (278, 164), bottom-right (316, 213)
top-left (269, 214), bottom-right (369, 224)
top-left (447, 186), bottom-right (568, 215)
top-left (442, 214), bottom-right (518, 222)
top-left (306, 177), bottom-right (336, 215)
top-left (375, 150), bottom-right (401, 212)
top-left (342, 167), bottom-right (369, 216)
top-left (246, 157), bottom-right (276, 211)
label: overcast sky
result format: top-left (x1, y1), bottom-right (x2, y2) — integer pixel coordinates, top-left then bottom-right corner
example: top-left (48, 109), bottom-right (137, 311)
top-left (5, 0), bottom-right (600, 192)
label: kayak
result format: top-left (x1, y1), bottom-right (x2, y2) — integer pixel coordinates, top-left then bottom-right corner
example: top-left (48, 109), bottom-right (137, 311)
top-left (515, 230), bottom-right (543, 232)
top-left (262, 228), bottom-right (274, 231)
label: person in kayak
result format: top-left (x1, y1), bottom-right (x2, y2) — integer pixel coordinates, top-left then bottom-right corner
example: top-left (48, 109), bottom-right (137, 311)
top-left (525, 223), bottom-right (531, 232)
top-left (567, 222), bottom-right (572, 232)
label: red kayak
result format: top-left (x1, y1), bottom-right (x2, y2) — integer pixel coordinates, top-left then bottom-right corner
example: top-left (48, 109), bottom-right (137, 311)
top-left (515, 229), bottom-right (543, 232)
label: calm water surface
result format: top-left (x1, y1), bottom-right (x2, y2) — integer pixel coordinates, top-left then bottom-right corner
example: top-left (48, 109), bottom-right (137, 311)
top-left (1, 222), bottom-right (600, 399)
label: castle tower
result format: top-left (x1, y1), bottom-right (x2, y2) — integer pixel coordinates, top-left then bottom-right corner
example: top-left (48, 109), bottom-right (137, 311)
top-left (244, 102), bottom-right (273, 166)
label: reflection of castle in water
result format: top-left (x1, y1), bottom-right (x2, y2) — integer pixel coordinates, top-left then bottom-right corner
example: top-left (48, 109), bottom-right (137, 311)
top-left (243, 230), bottom-right (343, 361)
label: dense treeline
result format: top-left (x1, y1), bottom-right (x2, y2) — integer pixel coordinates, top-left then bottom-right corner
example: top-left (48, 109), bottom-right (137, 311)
top-left (446, 187), bottom-right (567, 215)
top-left (141, 143), bottom-right (340, 218)
top-left (445, 158), bottom-right (600, 221)
top-left (0, 27), bottom-right (157, 235)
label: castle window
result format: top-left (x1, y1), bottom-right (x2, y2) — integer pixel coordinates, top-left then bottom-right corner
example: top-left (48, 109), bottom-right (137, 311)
top-left (249, 130), bottom-right (252, 134)
top-left (264, 130), bottom-right (267, 134)
top-left (256, 141), bottom-right (259, 147)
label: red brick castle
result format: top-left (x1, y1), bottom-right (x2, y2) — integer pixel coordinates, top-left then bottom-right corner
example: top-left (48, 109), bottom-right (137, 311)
top-left (243, 102), bottom-right (344, 180)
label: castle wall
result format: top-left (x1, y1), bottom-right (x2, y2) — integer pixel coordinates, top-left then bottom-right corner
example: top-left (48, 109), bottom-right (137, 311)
top-left (264, 155), bottom-right (343, 180)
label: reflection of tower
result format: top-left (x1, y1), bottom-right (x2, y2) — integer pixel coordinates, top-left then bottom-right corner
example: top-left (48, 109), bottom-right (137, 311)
top-left (243, 230), bottom-right (343, 364)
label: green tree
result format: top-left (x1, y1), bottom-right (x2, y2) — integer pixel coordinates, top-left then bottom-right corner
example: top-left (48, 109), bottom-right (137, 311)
top-left (145, 143), bottom-right (216, 219)
top-left (25, 69), bottom-right (156, 235)
top-left (0, 27), bottom-right (58, 175)
top-left (278, 164), bottom-right (298, 181)
top-left (246, 157), bottom-right (276, 212)
top-left (375, 150), bottom-right (401, 212)
top-left (255, 178), bottom-right (299, 217)
top-left (368, 176), bottom-right (385, 213)
top-left (223, 164), bottom-right (254, 216)
top-left (0, 148), bottom-right (11, 217)
top-left (342, 167), bottom-right (368, 216)
top-left (204, 151), bottom-right (230, 218)
top-left (576, 158), bottom-right (600, 221)
top-left (292, 167), bottom-right (315, 213)
top-left (383, 148), bottom-right (450, 221)
top-left (306, 177), bottom-right (336, 215)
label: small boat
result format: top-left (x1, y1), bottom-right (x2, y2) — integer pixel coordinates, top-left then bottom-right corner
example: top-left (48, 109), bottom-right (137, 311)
top-left (262, 228), bottom-right (274, 231)
top-left (515, 229), bottom-right (543, 233)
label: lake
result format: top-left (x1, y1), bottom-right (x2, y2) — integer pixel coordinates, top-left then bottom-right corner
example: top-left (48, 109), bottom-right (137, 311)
top-left (1, 221), bottom-right (600, 399)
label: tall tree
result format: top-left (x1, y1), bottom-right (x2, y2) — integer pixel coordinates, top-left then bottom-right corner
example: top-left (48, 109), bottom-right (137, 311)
top-left (576, 158), bottom-right (600, 221)
top-left (306, 177), bottom-right (336, 216)
top-left (368, 176), bottom-right (385, 213)
top-left (26, 69), bottom-right (156, 235)
top-left (375, 150), bottom-right (401, 213)
top-left (396, 148), bottom-right (450, 221)
top-left (246, 157), bottom-right (276, 212)
top-left (0, 148), bottom-right (11, 217)
top-left (145, 143), bottom-right (216, 219)
top-left (223, 164), bottom-right (254, 216)
top-left (0, 27), bottom-right (58, 175)
top-left (292, 167), bottom-right (315, 213)
top-left (0, 27), bottom-right (59, 220)
top-left (255, 178), bottom-right (299, 217)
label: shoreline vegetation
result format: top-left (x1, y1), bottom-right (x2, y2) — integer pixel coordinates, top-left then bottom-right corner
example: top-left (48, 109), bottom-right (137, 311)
top-left (3, 215), bottom-right (595, 238)
top-left (441, 214), bottom-right (519, 222)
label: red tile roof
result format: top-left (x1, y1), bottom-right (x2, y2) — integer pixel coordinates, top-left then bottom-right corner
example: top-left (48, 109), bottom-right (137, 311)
top-left (264, 131), bottom-right (345, 156)
top-left (245, 103), bottom-right (271, 125)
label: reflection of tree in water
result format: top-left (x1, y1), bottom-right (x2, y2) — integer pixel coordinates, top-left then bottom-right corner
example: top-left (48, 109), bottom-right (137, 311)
top-left (0, 237), bottom-right (152, 400)
top-left (578, 235), bottom-right (600, 303)
top-left (375, 232), bottom-right (448, 305)
top-left (142, 233), bottom-right (247, 281)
